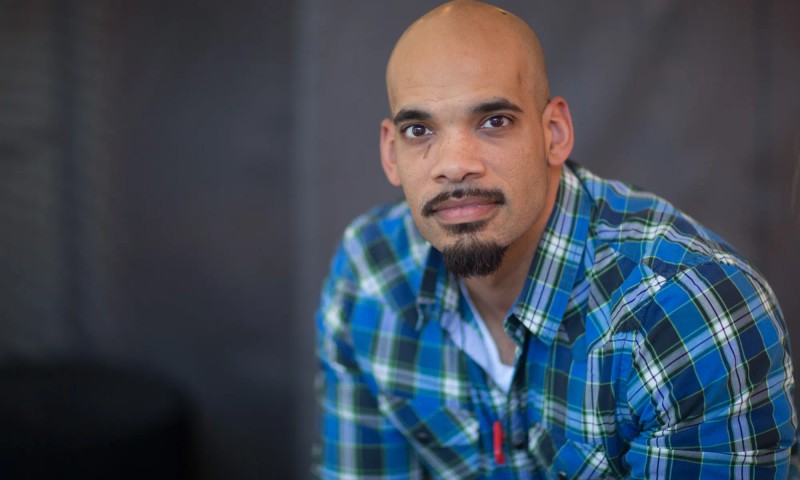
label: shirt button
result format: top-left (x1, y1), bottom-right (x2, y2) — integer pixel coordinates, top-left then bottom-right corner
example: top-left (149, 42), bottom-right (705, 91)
top-left (414, 430), bottom-right (432, 444)
top-left (511, 430), bottom-right (527, 450)
top-left (557, 471), bottom-right (568, 480)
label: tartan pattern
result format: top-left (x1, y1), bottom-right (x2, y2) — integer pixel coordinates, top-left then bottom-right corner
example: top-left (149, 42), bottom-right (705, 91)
top-left (316, 161), bottom-right (796, 479)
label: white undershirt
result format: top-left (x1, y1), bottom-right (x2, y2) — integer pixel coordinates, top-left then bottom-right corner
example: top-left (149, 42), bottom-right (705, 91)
top-left (459, 280), bottom-right (516, 393)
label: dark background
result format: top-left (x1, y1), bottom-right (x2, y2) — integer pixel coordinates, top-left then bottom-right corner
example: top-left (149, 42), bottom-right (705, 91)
top-left (1, 1), bottom-right (798, 478)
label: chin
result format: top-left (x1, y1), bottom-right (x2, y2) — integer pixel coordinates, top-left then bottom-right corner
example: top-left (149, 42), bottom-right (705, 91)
top-left (440, 235), bottom-right (508, 278)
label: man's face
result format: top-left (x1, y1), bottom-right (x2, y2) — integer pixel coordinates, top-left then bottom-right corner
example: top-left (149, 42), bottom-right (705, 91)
top-left (380, 39), bottom-right (560, 275)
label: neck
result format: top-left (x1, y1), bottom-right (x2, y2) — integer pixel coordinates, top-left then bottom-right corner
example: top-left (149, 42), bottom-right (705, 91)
top-left (462, 165), bottom-right (562, 319)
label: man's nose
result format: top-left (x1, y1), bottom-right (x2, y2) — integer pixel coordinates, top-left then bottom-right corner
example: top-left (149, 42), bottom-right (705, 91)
top-left (429, 130), bottom-right (487, 183)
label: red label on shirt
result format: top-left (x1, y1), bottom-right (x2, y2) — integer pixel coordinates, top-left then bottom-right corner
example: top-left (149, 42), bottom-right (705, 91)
top-left (493, 421), bottom-right (506, 465)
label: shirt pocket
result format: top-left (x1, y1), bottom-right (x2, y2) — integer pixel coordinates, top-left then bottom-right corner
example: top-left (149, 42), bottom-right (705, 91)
top-left (377, 392), bottom-right (481, 479)
top-left (527, 423), bottom-right (616, 479)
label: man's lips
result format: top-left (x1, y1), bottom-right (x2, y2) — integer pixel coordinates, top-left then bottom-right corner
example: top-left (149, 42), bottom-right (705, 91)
top-left (430, 198), bottom-right (499, 223)
top-left (421, 188), bottom-right (506, 224)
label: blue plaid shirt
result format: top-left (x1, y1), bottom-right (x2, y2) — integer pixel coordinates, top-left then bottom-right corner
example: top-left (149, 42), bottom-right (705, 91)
top-left (316, 161), bottom-right (796, 479)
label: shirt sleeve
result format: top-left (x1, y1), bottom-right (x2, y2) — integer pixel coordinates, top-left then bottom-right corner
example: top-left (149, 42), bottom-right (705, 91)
top-left (625, 262), bottom-right (797, 478)
top-left (314, 241), bottom-right (426, 480)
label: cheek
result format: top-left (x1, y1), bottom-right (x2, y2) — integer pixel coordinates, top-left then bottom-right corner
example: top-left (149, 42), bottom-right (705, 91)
top-left (395, 159), bottom-right (430, 194)
top-left (401, 186), bottom-right (429, 223)
top-left (508, 160), bottom-right (549, 214)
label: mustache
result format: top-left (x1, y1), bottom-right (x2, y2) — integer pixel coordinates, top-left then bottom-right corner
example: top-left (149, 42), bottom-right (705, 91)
top-left (421, 188), bottom-right (506, 218)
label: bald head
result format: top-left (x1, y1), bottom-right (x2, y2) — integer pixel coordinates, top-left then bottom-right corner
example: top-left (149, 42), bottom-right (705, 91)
top-left (386, 0), bottom-right (550, 112)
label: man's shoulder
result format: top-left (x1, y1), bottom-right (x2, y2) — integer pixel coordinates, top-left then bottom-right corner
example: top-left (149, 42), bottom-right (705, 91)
top-left (571, 162), bottom-right (755, 281)
top-left (570, 163), bottom-right (782, 345)
top-left (341, 200), bottom-right (412, 241)
top-left (330, 199), bottom-right (430, 296)
top-left (338, 200), bottom-right (427, 258)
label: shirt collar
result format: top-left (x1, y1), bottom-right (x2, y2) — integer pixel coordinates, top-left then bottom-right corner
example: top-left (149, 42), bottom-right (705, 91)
top-left (415, 249), bottom-right (459, 330)
top-left (415, 163), bottom-right (592, 344)
top-left (513, 163), bottom-right (592, 346)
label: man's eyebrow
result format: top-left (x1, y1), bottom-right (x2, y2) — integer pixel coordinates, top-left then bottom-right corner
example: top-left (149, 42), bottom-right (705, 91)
top-left (392, 100), bottom-right (523, 125)
top-left (392, 108), bottom-right (431, 126)
top-left (470, 99), bottom-right (524, 116)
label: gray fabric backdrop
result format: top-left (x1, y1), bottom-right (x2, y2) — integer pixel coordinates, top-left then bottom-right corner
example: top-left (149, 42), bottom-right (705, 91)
top-left (1, 1), bottom-right (798, 478)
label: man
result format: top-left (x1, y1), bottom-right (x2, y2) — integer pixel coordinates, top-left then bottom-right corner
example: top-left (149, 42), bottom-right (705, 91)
top-left (316, 1), bottom-right (797, 478)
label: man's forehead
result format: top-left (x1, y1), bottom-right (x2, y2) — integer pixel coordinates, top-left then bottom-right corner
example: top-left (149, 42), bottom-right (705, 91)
top-left (388, 25), bottom-right (527, 86)
top-left (387, 51), bottom-right (536, 115)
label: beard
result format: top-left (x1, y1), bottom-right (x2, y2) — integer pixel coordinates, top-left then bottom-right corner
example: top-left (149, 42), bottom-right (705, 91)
top-left (420, 187), bottom-right (509, 277)
top-left (441, 235), bottom-right (508, 278)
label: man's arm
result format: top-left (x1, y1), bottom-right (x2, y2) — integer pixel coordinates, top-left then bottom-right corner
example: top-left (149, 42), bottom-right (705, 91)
top-left (625, 262), bottom-right (796, 478)
top-left (315, 242), bottom-right (425, 479)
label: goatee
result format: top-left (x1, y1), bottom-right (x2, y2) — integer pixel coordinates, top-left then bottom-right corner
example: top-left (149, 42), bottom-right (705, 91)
top-left (441, 237), bottom-right (507, 278)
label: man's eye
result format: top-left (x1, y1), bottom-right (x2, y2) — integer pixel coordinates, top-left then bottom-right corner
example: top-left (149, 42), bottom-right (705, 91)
top-left (402, 124), bottom-right (432, 139)
top-left (480, 115), bottom-right (510, 129)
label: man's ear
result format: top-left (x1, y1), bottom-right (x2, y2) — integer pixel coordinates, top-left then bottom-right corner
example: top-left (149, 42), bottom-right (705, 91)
top-left (380, 118), bottom-right (402, 186)
top-left (542, 96), bottom-right (574, 167)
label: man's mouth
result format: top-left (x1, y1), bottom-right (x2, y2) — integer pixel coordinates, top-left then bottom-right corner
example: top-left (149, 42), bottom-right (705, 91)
top-left (421, 189), bottom-right (505, 224)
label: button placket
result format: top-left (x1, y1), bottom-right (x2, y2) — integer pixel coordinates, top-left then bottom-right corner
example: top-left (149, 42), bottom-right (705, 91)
top-left (507, 325), bottom-right (529, 454)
